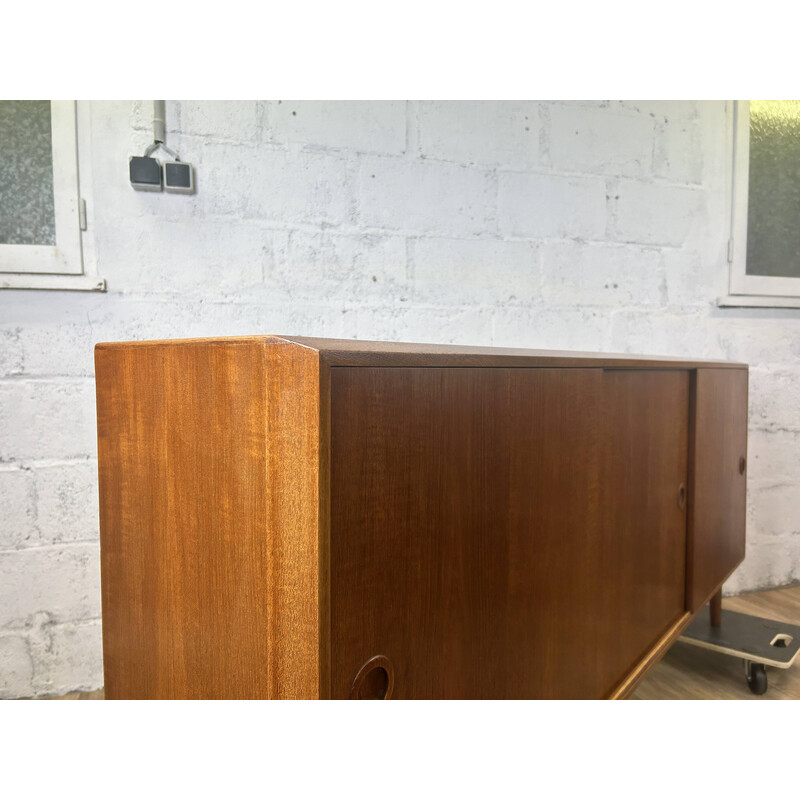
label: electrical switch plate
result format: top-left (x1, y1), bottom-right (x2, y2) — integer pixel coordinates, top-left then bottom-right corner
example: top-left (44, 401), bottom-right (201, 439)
top-left (129, 156), bottom-right (162, 191)
top-left (163, 161), bottom-right (195, 194)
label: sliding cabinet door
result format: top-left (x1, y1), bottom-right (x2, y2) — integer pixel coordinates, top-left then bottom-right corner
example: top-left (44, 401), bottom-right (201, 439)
top-left (329, 367), bottom-right (689, 699)
top-left (687, 368), bottom-right (748, 611)
top-left (597, 370), bottom-right (689, 696)
top-left (330, 367), bottom-right (605, 698)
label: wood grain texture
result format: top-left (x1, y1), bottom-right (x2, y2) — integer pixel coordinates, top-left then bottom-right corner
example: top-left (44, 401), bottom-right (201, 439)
top-left (96, 341), bottom-right (271, 698)
top-left (608, 612), bottom-right (693, 699)
top-left (600, 370), bottom-right (690, 694)
top-left (96, 339), bottom-right (328, 699)
top-left (264, 342), bottom-right (329, 699)
top-left (687, 368), bottom-right (749, 612)
top-left (43, 587), bottom-right (800, 700)
top-left (96, 334), bottom-right (746, 371)
top-left (329, 367), bottom-right (689, 699)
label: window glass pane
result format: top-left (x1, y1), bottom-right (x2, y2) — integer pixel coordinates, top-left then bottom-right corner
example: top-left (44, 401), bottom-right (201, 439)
top-left (746, 100), bottom-right (800, 278)
top-left (0, 100), bottom-right (56, 246)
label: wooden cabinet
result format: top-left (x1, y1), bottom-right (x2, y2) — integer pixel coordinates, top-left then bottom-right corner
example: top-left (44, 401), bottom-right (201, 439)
top-left (95, 336), bottom-right (748, 699)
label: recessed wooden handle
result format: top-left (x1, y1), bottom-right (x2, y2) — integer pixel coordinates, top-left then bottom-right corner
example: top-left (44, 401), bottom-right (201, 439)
top-left (350, 655), bottom-right (394, 700)
top-left (678, 483), bottom-right (687, 510)
top-left (739, 456), bottom-right (746, 475)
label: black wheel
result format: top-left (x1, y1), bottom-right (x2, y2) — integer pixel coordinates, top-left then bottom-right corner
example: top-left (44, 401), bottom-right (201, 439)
top-left (745, 661), bottom-right (768, 695)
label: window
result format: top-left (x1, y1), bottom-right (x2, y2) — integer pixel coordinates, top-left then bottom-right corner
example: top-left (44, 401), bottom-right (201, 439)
top-left (722, 100), bottom-right (800, 307)
top-left (0, 100), bottom-right (105, 291)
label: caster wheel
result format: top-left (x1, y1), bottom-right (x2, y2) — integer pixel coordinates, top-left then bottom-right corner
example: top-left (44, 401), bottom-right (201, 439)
top-left (744, 660), bottom-right (768, 695)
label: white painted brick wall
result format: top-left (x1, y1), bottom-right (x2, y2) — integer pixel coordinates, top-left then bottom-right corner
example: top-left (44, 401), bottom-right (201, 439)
top-left (36, 461), bottom-right (100, 545)
top-left (358, 156), bottom-right (494, 236)
top-left (540, 241), bottom-right (664, 307)
top-left (610, 180), bottom-right (704, 246)
top-left (278, 230), bottom-right (408, 305)
top-left (411, 238), bottom-right (540, 305)
top-left (418, 101), bottom-right (540, 169)
top-left (548, 104), bottom-right (656, 178)
top-left (0, 544), bottom-right (101, 628)
top-left (1, 99), bottom-right (799, 698)
top-left (653, 115), bottom-right (704, 185)
top-left (180, 100), bottom-right (262, 143)
top-left (0, 467), bottom-right (36, 549)
top-left (0, 380), bottom-right (97, 461)
top-left (272, 100), bottom-right (406, 154)
top-left (497, 172), bottom-right (606, 239)
top-left (0, 634), bottom-right (32, 698)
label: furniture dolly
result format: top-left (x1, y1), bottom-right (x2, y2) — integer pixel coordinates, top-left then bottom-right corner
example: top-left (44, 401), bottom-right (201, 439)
top-left (681, 589), bottom-right (800, 694)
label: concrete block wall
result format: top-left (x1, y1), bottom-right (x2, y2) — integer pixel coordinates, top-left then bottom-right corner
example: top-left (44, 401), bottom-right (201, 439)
top-left (1, 100), bottom-right (798, 697)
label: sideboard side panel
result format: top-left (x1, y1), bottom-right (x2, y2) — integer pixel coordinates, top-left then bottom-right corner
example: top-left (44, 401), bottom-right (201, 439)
top-left (687, 367), bottom-right (749, 611)
top-left (96, 341), bottom-right (271, 698)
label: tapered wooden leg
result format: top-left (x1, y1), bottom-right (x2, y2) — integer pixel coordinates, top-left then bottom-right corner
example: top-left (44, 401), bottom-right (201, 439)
top-left (710, 589), bottom-right (723, 628)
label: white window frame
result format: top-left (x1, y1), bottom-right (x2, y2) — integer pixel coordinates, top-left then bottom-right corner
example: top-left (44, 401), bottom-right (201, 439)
top-left (0, 100), bottom-right (105, 291)
top-left (720, 100), bottom-right (800, 308)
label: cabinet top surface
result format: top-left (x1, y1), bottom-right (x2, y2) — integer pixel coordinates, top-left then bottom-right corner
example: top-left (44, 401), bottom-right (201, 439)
top-left (95, 334), bottom-right (747, 370)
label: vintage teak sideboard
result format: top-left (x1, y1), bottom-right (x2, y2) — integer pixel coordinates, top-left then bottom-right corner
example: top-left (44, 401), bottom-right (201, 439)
top-left (95, 336), bottom-right (748, 699)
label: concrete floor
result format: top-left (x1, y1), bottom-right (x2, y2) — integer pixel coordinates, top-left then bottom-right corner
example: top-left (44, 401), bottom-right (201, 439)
top-left (45, 585), bottom-right (800, 700)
